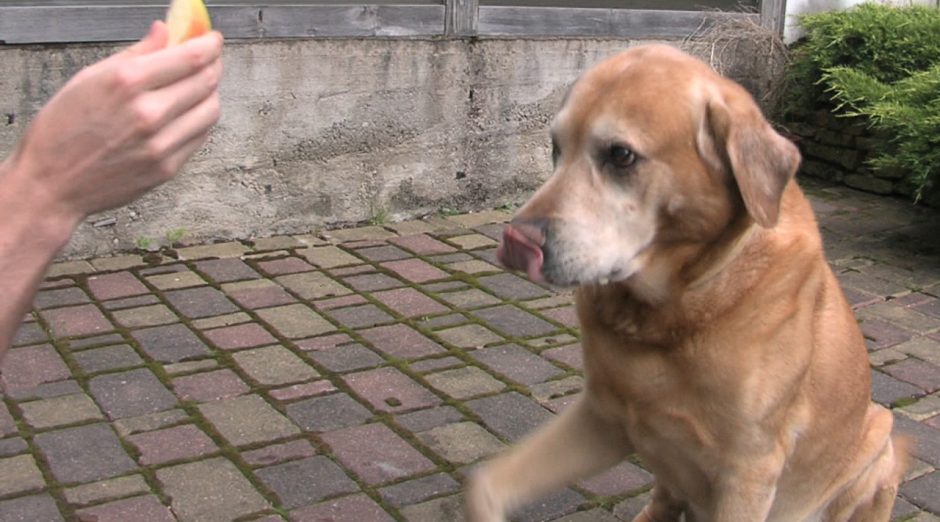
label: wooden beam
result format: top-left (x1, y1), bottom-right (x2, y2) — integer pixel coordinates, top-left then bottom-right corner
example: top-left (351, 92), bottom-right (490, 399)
top-left (0, 5), bottom-right (445, 44)
top-left (759, 0), bottom-right (786, 36)
top-left (445, 0), bottom-right (479, 36)
top-left (477, 7), bottom-right (758, 38)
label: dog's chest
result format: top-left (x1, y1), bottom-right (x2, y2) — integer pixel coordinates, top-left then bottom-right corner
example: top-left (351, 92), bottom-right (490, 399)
top-left (582, 332), bottom-right (741, 494)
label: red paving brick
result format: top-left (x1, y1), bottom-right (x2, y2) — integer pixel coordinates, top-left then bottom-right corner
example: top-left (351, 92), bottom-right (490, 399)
top-left (41, 304), bottom-right (112, 338)
top-left (371, 287), bottom-right (449, 317)
top-left (172, 369), bottom-right (250, 402)
top-left (203, 322), bottom-right (278, 351)
top-left (390, 234), bottom-right (458, 255)
top-left (0, 344), bottom-right (71, 393)
top-left (380, 259), bottom-right (449, 283)
top-left (358, 324), bottom-right (446, 359)
top-left (343, 368), bottom-right (441, 413)
top-left (127, 424), bottom-right (218, 465)
top-left (87, 272), bottom-right (149, 301)
top-left (321, 423), bottom-right (435, 485)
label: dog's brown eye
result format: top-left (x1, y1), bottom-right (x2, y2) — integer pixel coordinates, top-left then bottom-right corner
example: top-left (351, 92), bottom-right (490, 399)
top-left (610, 145), bottom-right (636, 169)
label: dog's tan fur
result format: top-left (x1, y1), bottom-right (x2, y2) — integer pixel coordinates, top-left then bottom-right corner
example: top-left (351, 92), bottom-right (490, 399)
top-left (466, 45), bottom-right (908, 522)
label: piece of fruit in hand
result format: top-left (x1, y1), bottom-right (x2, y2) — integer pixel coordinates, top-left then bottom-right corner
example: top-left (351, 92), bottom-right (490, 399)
top-left (165, 0), bottom-right (212, 46)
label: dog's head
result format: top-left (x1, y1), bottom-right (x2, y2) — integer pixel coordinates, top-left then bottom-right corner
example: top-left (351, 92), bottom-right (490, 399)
top-left (498, 45), bottom-right (800, 291)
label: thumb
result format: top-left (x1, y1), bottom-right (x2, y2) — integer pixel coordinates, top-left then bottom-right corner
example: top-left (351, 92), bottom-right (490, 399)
top-left (122, 21), bottom-right (169, 58)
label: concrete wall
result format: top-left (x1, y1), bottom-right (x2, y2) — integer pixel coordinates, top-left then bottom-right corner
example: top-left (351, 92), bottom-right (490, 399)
top-left (0, 37), bottom-right (777, 259)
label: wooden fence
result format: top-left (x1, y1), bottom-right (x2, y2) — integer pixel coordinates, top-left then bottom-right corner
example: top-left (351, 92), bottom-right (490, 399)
top-left (0, 0), bottom-right (781, 44)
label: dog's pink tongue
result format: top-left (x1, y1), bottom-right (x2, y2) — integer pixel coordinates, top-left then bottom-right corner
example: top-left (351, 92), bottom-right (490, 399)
top-left (497, 225), bottom-right (544, 282)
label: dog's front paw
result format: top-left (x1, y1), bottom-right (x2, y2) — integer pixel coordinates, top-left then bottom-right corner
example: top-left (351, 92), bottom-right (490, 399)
top-left (464, 471), bottom-right (507, 522)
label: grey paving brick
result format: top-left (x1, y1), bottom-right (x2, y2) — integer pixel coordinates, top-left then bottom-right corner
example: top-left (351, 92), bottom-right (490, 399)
top-left (34, 423), bottom-right (135, 484)
top-left (242, 439), bottom-right (317, 467)
top-left (113, 409), bottom-right (189, 437)
top-left (417, 422), bottom-right (505, 464)
top-left (131, 323), bottom-right (211, 363)
top-left (473, 305), bottom-right (559, 338)
top-left (901, 471), bottom-right (940, 514)
top-left (195, 258), bottom-right (261, 282)
top-left (472, 344), bottom-right (564, 385)
top-left (399, 495), bottom-right (463, 522)
top-left (577, 460), bottom-right (653, 496)
top-left (157, 457), bottom-right (269, 521)
top-left (438, 288), bottom-right (501, 309)
top-left (12, 321), bottom-right (49, 347)
top-left (291, 493), bottom-right (395, 522)
top-left (4, 380), bottom-right (83, 402)
top-left (305, 342), bottom-right (385, 373)
top-left (164, 286), bottom-right (240, 319)
top-left (380, 472), bottom-right (461, 507)
top-left (198, 395), bottom-right (299, 446)
top-left (111, 304), bottom-right (178, 328)
top-left (88, 368), bottom-right (177, 419)
top-left (395, 406), bottom-right (465, 433)
top-left (425, 366), bottom-right (505, 399)
top-left (232, 345), bottom-right (318, 386)
top-left (74, 494), bottom-right (175, 522)
top-left (0, 404), bottom-right (16, 438)
top-left (466, 392), bottom-right (554, 442)
top-left (64, 475), bottom-right (150, 506)
top-left (73, 344), bottom-right (143, 374)
top-left (0, 438), bottom-right (28, 458)
top-left (256, 456), bottom-right (358, 509)
top-left (20, 393), bottom-right (104, 429)
top-left (286, 393), bottom-right (373, 432)
top-left (0, 494), bottom-right (63, 522)
top-left (515, 488), bottom-right (585, 522)
top-left (34, 286), bottom-right (89, 309)
top-left (276, 271), bottom-right (352, 300)
top-left (435, 324), bottom-right (504, 349)
top-left (66, 333), bottom-right (126, 351)
top-left (326, 303), bottom-right (395, 329)
top-left (0, 454), bottom-right (45, 496)
top-left (257, 304), bottom-right (335, 339)
top-left (871, 369), bottom-right (922, 407)
top-left (478, 273), bottom-right (552, 301)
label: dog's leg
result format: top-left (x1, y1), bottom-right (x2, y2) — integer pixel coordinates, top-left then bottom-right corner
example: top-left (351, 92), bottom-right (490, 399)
top-left (710, 451), bottom-right (785, 522)
top-left (632, 483), bottom-right (686, 522)
top-left (464, 393), bottom-right (631, 522)
top-left (712, 452), bottom-right (784, 522)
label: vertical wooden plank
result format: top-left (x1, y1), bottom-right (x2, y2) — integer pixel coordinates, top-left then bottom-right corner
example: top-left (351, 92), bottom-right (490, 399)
top-left (445, 0), bottom-right (478, 36)
top-left (759, 0), bottom-right (786, 35)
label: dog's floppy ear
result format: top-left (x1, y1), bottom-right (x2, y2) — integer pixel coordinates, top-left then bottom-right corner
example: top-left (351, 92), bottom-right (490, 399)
top-left (701, 86), bottom-right (801, 228)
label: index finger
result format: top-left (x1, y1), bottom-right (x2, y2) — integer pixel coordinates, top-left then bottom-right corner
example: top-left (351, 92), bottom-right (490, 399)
top-left (128, 31), bottom-right (224, 92)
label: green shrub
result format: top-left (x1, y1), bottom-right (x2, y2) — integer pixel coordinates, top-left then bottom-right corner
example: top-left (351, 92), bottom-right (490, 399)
top-left (784, 3), bottom-right (940, 201)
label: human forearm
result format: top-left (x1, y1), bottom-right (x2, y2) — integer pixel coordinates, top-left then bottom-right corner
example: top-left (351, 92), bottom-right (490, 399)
top-left (0, 156), bottom-right (79, 359)
top-left (0, 24), bottom-right (221, 362)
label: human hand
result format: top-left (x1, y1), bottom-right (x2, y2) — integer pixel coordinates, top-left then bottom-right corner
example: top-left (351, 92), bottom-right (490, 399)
top-left (3, 20), bottom-right (223, 231)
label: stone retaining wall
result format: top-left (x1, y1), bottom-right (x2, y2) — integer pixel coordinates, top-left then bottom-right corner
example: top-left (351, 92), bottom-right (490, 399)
top-left (788, 110), bottom-right (938, 206)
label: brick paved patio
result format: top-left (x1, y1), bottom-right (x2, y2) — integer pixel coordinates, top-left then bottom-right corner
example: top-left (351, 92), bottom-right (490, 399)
top-left (1, 178), bottom-right (939, 521)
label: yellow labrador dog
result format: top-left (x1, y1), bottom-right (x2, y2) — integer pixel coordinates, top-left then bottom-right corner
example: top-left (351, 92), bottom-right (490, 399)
top-left (466, 45), bottom-right (909, 522)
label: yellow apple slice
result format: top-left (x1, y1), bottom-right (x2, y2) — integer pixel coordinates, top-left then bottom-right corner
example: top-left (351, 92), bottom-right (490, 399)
top-left (165, 0), bottom-right (212, 46)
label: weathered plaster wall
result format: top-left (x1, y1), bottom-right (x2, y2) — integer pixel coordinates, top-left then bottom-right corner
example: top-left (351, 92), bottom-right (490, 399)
top-left (0, 37), bottom-right (777, 258)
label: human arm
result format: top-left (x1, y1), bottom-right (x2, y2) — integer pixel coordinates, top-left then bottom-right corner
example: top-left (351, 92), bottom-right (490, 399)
top-left (0, 21), bottom-right (223, 360)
